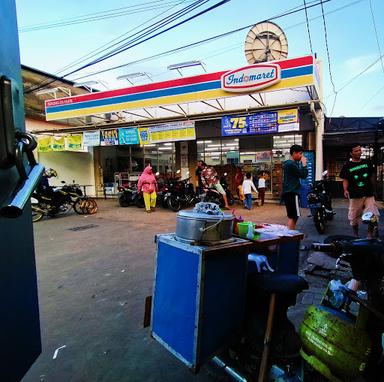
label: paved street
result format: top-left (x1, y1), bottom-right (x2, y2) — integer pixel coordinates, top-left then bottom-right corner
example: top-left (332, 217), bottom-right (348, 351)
top-left (22, 198), bottom-right (384, 382)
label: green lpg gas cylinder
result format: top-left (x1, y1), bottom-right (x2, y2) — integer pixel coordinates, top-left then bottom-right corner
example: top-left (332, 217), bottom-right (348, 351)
top-left (299, 305), bottom-right (371, 380)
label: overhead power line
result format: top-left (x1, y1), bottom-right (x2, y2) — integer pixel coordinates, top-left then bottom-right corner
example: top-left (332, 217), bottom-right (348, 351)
top-left (369, 0), bottom-right (384, 75)
top-left (25, 0), bottom-right (217, 93)
top-left (53, 0), bottom-right (194, 75)
top-left (72, 0), bottom-right (330, 82)
top-left (19, 0), bottom-right (194, 32)
top-left (303, 0), bottom-right (314, 54)
top-left (68, 0), bottom-right (215, 75)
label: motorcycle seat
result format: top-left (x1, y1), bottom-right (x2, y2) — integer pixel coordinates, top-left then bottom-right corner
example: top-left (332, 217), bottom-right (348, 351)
top-left (248, 273), bottom-right (309, 295)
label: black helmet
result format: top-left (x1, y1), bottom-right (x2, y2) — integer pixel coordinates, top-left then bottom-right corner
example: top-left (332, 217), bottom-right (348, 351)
top-left (44, 168), bottom-right (57, 178)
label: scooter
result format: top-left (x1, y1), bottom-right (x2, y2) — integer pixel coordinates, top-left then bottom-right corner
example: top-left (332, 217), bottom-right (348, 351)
top-left (117, 184), bottom-right (144, 208)
top-left (307, 170), bottom-right (335, 234)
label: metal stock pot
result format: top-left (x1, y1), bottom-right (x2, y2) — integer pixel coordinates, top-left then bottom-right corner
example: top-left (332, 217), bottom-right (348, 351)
top-left (175, 210), bottom-right (234, 244)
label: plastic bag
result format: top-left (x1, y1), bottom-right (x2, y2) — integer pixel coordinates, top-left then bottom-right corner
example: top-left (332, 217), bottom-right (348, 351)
top-left (328, 279), bottom-right (346, 309)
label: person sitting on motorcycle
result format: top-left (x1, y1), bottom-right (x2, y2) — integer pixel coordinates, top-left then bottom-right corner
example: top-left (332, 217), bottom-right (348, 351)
top-left (37, 168), bottom-right (57, 197)
top-left (137, 164), bottom-right (157, 213)
top-left (197, 161), bottom-right (230, 210)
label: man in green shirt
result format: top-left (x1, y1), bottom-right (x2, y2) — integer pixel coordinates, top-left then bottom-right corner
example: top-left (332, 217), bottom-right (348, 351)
top-left (282, 145), bottom-right (308, 229)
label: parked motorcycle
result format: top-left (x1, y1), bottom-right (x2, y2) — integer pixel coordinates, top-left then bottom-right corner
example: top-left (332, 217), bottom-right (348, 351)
top-left (220, 172), bottom-right (235, 206)
top-left (166, 177), bottom-right (199, 212)
top-left (307, 170), bottom-right (335, 234)
top-left (117, 184), bottom-right (144, 208)
top-left (302, 236), bottom-right (384, 381)
top-left (32, 182), bottom-right (97, 222)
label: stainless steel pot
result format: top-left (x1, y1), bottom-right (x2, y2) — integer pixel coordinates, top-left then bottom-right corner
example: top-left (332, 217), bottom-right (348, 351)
top-left (175, 210), bottom-right (234, 243)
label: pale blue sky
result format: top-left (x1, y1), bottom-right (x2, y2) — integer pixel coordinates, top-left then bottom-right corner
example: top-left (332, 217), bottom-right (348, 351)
top-left (15, 0), bottom-right (384, 117)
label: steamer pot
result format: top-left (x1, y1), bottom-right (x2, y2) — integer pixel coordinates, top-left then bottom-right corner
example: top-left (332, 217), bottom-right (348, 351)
top-left (175, 210), bottom-right (234, 243)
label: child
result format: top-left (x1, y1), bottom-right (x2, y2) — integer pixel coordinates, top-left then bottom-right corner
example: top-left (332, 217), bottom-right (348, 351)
top-left (258, 172), bottom-right (266, 206)
top-left (242, 172), bottom-right (258, 210)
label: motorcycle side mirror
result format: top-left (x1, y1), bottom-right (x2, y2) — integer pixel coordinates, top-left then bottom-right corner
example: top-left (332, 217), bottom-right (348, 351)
top-left (61, 180), bottom-right (66, 184)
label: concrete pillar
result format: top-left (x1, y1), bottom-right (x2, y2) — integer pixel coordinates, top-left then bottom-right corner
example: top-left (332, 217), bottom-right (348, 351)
top-left (314, 108), bottom-right (325, 180)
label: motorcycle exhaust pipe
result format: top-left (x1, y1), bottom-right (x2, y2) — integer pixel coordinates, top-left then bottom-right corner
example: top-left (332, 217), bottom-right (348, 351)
top-left (31, 205), bottom-right (45, 214)
top-left (211, 356), bottom-right (248, 382)
top-left (0, 163), bottom-right (44, 218)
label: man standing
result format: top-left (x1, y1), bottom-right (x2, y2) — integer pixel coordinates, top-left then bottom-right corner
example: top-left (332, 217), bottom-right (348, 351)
top-left (339, 143), bottom-right (379, 238)
top-left (282, 145), bottom-right (308, 229)
top-left (197, 161), bottom-right (230, 210)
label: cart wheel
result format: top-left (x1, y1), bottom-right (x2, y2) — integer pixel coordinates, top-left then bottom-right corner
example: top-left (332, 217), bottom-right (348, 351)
top-left (86, 199), bottom-right (98, 214)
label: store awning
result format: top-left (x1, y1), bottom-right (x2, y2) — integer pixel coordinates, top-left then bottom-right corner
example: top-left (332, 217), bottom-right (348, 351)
top-left (45, 55), bottom-right (321, 124)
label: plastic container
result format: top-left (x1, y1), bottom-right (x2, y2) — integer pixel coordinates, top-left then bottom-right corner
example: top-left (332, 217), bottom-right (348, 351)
top-left (237, 222), bottom-right (255, 237)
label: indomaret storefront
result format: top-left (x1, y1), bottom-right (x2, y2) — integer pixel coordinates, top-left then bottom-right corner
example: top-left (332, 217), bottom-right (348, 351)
top-left (39, 55), bottom-right (324, 199)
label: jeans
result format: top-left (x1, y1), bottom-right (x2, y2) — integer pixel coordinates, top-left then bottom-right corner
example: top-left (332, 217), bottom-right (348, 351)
top-left (244, 194), bottom-right (253, 209)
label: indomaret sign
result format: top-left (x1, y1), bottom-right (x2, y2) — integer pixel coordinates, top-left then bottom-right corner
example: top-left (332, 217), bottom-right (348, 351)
top-left (221, 64), bottom-right (281, 92)
top-left (44, 55), bottom-right (317, 121)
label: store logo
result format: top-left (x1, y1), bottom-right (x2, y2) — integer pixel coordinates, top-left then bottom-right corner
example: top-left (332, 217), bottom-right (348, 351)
top-left (221, 64), bottom-right (281, 93)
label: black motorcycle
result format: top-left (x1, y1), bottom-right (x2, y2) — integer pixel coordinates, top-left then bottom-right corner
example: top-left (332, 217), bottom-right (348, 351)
top-left (307, 170), bottom-right (335, 234)
top-left (31, 182), bottom-right (96, 222)
top-left (166, 177), bottom-right (199, 212)
top-left (220, 172), bottom-right (235, 206)
top-left (117, 184), bottom-right (144, 208)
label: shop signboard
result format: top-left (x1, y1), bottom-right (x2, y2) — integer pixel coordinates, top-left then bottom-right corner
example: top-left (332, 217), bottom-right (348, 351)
top-left (138, 122), bottom-right (195, 145)
top-left (222, 112), bottom-right (278, 136)
top-left (221, 63), bottom-right (281, 93)
top-left (149, 121), bottom-right (195, 143)
top-left (100, 129), bottom-right (119, 146)
top-left (37, 136), bottom-right (52, 152)
top-left (51, 136), bottom-right (65, 151)
top-left (138, 127), bottom-right (150, 145)
top-left (222, 109), bottom-right (300, 136)
top-left (66, 134), bottom-right (83, 150)
top-left (277, 109), bottom-right (299, 132)
top-left (119, 128), bottom-right (140, 145)
top-left (83, 130), bottom-right (100, 146)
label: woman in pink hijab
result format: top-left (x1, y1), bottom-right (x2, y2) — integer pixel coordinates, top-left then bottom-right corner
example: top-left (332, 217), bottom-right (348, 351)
top-left (137, 165), bottom-right (157, 213)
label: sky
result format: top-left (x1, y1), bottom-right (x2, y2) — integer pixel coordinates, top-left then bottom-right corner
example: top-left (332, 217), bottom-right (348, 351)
top-left (15, 0), bottom-right (384, 118)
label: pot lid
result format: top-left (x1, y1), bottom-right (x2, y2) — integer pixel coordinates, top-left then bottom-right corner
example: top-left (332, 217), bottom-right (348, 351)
top-left (177, 210), bottom-right (234, 221)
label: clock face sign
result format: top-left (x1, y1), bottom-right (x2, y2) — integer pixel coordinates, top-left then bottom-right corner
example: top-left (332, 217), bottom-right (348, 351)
top-left (244, 21), bottom-right (288, 64)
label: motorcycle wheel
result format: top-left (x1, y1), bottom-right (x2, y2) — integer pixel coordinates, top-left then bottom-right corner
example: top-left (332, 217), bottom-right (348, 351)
top-left (74, 199), bottom-right (85, 214)
top-left (167, 195), bottom-right (182, 212)
top-left (32, 206), bottom-right (44, 222)
top-left (118, 194), bottom-right (131, 207)
top-left (314, 210), bottom-right (326, 234)
top-left (134, 194), bottom-right (145, 208)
